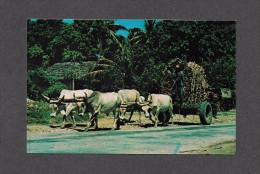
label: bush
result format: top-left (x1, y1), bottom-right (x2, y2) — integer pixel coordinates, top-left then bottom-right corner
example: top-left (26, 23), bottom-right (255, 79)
top-left (27, 100), bottom-right (91, 125)
top-left (43, 82), bottom-right (67, 97)
top-left (27, 101), bottom-right (51, 124)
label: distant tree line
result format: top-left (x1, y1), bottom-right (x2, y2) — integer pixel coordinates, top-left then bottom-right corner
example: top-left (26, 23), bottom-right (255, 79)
top-left (27, 20), bottom-right (236, 100)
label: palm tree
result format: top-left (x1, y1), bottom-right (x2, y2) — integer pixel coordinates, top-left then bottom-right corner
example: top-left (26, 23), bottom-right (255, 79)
top-left (128, 20), bottom-right (157, 46)
top-left (89, 20), bottom-right (127, 57)
top-left (88, 20), bottom-right (129, 88)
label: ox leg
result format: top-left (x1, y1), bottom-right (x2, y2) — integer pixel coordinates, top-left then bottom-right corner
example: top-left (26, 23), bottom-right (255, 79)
top-left (138, 111), bottom-right (142, 125)
top-left (112, 110), bottom-right (120, 130)
top-left (149, 111), bottom-right (155, 124)
top-left (85, 113), bottom-right (97, 131)
top-left (70, 113), bottom-right (76, 128)
top-left (80, 102), bottom-right (87, 117)
top-left (60, 116), bottom-right (66, 129)
top-left (94, 117), bottom-right (98, 130)
top-left (87, 112), bottom-right (95, 127)
top-left (116, 110), bottom-right (121, 130)
top-left (149, 116), bottom-right (155, 124)
top-left (112, 110), bottom-right (117, 130)
top-left (153, 110), bottom-right (159, 128)
top-left (62, 104), bottom-right (76, 129)
top-left (128, 110), bottom-right (134, 122)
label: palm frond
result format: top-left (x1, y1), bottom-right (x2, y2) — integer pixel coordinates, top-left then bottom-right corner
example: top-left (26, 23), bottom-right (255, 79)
top-left (129, 27), bottom-right (143, 33)
top-left (108, 24), bottom-right (128, 31)
top-left (99, 57), bottom-right (118, 66)
top-left (96, 64), bottom-right (114, 69)
top-left (130, 35), bottom-right (143, 42)
top-left (144, 20), bottom-right (156, 31)
top-left (88, 69), bottom-right (109, 77)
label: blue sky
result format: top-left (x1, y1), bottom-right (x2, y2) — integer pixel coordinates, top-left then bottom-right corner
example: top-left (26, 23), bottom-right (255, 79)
top-left (63, 19), bottom-right (74, 24)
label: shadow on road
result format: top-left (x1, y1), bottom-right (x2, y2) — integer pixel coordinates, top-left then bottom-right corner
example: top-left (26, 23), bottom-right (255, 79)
top-left (49, 123), bottom-right (118, 132)
top-left (49, 123), bottom-right (86, 128)
top-left (74, 127), bottom-right (114, 132)
top-left (140, 123), bottom-right (172, 128)
top-left (174, 122), bottom-right (201, 126)
top-left (49, 121), bottom-right (201, 132)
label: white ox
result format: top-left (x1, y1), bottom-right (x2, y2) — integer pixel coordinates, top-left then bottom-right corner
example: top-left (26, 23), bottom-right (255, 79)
top-left (141, 94), bottom-right (174, 127)
top-left (118, 89), bottom-right (144, 122)
top-left (84, 91), bottom-right (122, 131)
top-left (42, 89), bottom-right (93, 128)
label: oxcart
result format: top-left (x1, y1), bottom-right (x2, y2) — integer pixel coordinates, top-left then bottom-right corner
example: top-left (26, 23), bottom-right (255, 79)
top-left (162, 58), bottom-right (217, 125)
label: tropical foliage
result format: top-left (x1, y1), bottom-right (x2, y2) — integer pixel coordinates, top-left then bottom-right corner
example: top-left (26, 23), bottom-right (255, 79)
top-left (27, 19), bottom-right (236, 100)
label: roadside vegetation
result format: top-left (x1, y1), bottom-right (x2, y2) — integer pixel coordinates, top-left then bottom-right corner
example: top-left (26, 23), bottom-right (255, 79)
top-left (27, 101), bottom-right (50, 124)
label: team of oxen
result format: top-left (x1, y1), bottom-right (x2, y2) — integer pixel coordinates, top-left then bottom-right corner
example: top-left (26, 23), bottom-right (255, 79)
top-left (42, 89), bottom-right (174, 131)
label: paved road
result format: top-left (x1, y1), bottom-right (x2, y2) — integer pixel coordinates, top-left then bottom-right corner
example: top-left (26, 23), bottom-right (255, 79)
top-left (27, 123), bottom-right (236, 154)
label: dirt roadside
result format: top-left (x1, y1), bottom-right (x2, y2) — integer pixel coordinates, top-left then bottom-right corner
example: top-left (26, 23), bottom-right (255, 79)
top-left (27, 110), bottom-right (236, 134)
top-left (179, 139), bottom-right (236, 155)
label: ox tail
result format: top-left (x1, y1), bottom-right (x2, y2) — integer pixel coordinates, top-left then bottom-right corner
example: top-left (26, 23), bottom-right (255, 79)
top-left (169, 97), bottom-right (174, 112)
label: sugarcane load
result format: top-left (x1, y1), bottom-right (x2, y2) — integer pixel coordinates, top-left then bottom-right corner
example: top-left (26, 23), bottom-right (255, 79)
top-left (162, 58), bottom-right (214, 125)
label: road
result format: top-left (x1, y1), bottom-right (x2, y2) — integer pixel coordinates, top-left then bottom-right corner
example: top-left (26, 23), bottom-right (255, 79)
top-left (27, 123), bottom-right (236, 154)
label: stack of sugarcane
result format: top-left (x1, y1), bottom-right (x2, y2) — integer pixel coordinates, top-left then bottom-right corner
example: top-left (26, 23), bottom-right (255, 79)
top-left (162, 58), bottom-right (209, 108)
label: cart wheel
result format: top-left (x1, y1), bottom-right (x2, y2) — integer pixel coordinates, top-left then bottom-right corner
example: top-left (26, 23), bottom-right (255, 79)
top-left (199, 102), bottom-right (213, 125)
top-left (158, 112), bottom-right (170, 123)
top-left (158, 112), bottom-right (164, 122)
top-left (164, 111), bottom-right (171, 123)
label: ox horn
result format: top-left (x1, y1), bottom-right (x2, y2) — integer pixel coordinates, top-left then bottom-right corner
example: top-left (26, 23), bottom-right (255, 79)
top-left (56, 95), bottom-right (64, 103)
top-left (42, 95), bottom-right (50, 101)
top-left (84, 92), bottom-right (88, 103)
top-left (73, 93), bottom-right (86, 102)
top-left (138, 101), bottom-right (149, 106)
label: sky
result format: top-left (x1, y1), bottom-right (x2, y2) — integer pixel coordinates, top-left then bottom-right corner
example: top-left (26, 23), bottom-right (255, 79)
top-left (114, 20), bottom-right (145, 37)
top-left (30, 19), bottom-right (146, 37)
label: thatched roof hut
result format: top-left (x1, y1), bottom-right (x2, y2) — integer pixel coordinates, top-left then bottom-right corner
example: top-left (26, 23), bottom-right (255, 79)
top-left (46, 61), bottom-right (97, 89)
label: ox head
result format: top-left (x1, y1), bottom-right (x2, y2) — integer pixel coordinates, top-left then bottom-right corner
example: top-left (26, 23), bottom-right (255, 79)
top-left (73, 92), bottom-right (88, 117)
top-left (42, 95), bottom-right (66, 117)
top-left (141, 105), bottom-right (152, 118)
top-left (119, 104), bottom-right (128, 119)
top-left (76, 102), bottom-right (86, 117)
top-left (139, 96), bottom-right (145, 103)
top-left (138, 101), bottom-right (152, 118)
